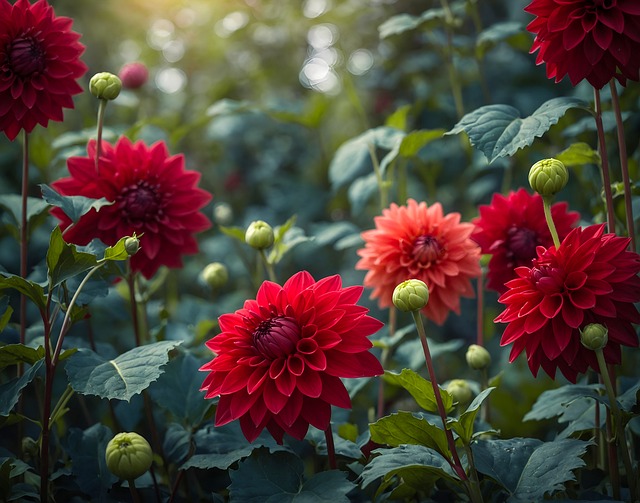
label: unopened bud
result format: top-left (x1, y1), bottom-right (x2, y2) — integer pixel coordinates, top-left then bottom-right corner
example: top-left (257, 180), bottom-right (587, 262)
top-left (89, 72), bottom-right (122, 100)
top-left (528, 158), bottom-right (568, 197)
top-left (466, 344), bottom-right (491, 370)
top-left (105, 432), bottom-right (153, 480)
top-left (580, 323), bottom-right (608, 351)
top-left (118, 62), bottom-right (149, 90)
top-left (245, 220), bottom-right (274, 249)
top-left (446, 379), bottom-right (473, 408)
top-left (201, 262), bottom-right (228, 289)
top-left (392, 279), bottom-right (429, 312)
top-left (124, 236), bottom-right (141, 256)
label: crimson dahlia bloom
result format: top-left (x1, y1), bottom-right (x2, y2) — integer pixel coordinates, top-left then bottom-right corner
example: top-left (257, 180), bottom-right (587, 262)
top-left (200, 271), bottom-right (384, 444)
top-left (51, 137), bottom-right (212, 279)
top-left (0, 0), bottom-right (87, 140)
top-left (525, 0), bottom-right (640, 89)
top-left (495, 224), bottom-right (640, 382)
top-left (356, 199), bottom-right (481, 325)
top-left (472, 188), bottom-right (579, 294)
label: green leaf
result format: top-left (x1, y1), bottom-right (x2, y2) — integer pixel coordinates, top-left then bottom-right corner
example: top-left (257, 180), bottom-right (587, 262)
top-left (64, 341), bottom-right (182, 402)
top-left (0, 344), bottom-right (45, 370)
top-left (0, 360), bottom-right (44, 416)
top-left (0, 275), bottom-right (47, 311)
top-left (40, 184), bottom-right (113, 223)
top-left (163, 423), bottom-right (191, 465)
top-left (148, 352), bottom-right (211, 426)
top-left (555, 142), bottom-right (601, 167)
top-left (383, 368), bottom-right (454, 414)
top-left (348, 174), bottom-right (378, 216)
top-left (66, 424), bottom-right (117, 497)
top-left (0, 296), bottom-right (13, 332)
top-left (218, 225), bottom-right (246, 243)
top-left (0, 195), bottom-right (50, 240)
top-left (473, 437), bottom-right (590, 500)
top-left (385, 104), bottom-right (412, 130)
top-left (102, 235), bottom-right (134, 261)
top-left (370, 411), bottom-right (451, 458)
top-left (398, 129), bottom-right (445, 158)
top-left (448, 387), bottom-right (495, 445)
top-left (476, 22), bottom-right (526, 57)
top-left (47, 226), bottom-right (100, 288)
top-left (447, 97), bottom-right (591, 163)
top-left (378, 8), bottom-right (452, 39)
top-left (523, 384), bottom-right (604, 422)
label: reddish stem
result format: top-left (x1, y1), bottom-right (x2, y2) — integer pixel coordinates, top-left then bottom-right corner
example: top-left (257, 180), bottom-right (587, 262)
top-left (593, 88), bottom-right (616, 234)
top-left (324, 424), bottom-right (337, 470)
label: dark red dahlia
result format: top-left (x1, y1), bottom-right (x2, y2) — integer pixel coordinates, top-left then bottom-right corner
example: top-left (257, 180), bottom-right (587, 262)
top-left (50, 137), bottom-right (212, 279)
top-left (495, 224), bottom-right (640, 382)
top-left (525, 0), bottom-right (640, 89)
top-left (200, 271), bottom-right (384, 444)
top-left (0, 0), bottom-right (87, 141)
top-left (472, 188), bottom-right (580, 294)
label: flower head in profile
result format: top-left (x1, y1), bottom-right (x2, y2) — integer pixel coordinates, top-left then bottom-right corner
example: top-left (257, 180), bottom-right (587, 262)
top-left (495, 224), bottom-right (640, 382)
top-left (525, 0), bottom-right (640, 89)
top-left (200, 271), bottom-right (383, 444)
top-left (0, 0), bottom-right (87, 140)
top-left (472, 189), bottom-right (579, 294)
top-left (50, 137), bottom-right (212, 279)
top-left (356, 199), bottom-right (481, 325)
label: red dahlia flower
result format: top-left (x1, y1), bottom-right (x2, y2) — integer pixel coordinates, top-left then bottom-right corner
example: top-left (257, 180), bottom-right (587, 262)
top-left (525, 0), bottom-right (640, 89)
top-left (0, 0), bottom-right (87, 141)
top-left (200, 271), bottom-right (384, 444)
top-left (495, 224), bottom-right (640, 382)
top-left (51, 137), bottom-right (212, 279)
top-left (472, 188), bottom-right (579, 294)
top-left (356, 199), bottom-right (482, 325)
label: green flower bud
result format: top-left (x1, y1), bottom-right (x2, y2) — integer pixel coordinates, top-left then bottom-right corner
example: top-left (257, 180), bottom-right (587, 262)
top-left (124, 236), bottom-right (141, 256)
top-left (466, 344), bottom-right (491, 370)
top-left (580, 323), bottom-right (608, 351)
top-left (213, 202), bottom-right (233, 225)
top-left (89, 72), bottom-right (122, 100)
top-left (392, 279), bottom-right (429, 312)
top-left (528, 158), bottom-right (569, 197)
top-left (245, 220), bottom-right (274, 249)
top-left (105, 432), bottom-right (153, 480)
top-left (446, 379), bottom-right (473, 408)
top-left (201, 262), bottom-right (228, 289)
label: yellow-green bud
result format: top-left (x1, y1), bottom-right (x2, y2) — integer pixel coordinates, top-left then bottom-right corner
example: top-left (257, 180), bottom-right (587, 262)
top-left (580, 323), bottom-right (608, 351)
top-left (446, 379), bottom-right (473, 408)
top-left (466, 344), bottom-right (491, 370)
top-left (245, 220), bottom-right (274, 249)
top-left (201, 262), bottom-right (228, 289)
top-left (105, 432), bottom-right (153, 480)
top-left (89, 72), bottom-right (122, 100)
top-left (528, 158), bottom-right (568, 197)
top-left (124, 236), bottom-right (141, 256)
top-left (392, 279), bottom-right (429, 312)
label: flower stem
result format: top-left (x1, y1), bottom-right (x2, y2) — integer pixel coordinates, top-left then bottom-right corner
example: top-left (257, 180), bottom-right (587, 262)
top-left (324, 424), bottom-right (337, 470)
top-left (128, 478), bottom-right (142, 503)
top-left (258, 249), bottom-right (277, 283)
top-left (19, 130), bottom-right (29, 360)
top-left (476, 272), bottom-right (484, 346)
top-left (593, 88), bottom-right (616, 234)
top-left (542, 196), bottom-right (561, 248)
top-left (368, 143), bottom-right (388, 210)
top-left (439, 0), bottom-right (464, 118)
top-left (95, 99), bottom-right (107, 175)
top-left (608, 80), bottom-right (636, 251)
top-left (127, 266), bottom-right (142, 347)
top-left (595, 350), bottom-right (638, 502)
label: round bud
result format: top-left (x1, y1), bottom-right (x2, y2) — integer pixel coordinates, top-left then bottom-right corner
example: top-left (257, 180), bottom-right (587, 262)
top-left (528, 158), bottom-right (568, 197)
top-left (124, 236), bottom-right (141, 256)
top-left (201, 262), bottom-right (228, 289)
top-left (213, 203), bottom-right (233, 225)
top-left (89, 72), bottom-right (122, 100)
top-left (392, 279), bottom-right (430, 312)
top-left (446, 379), bottom-right (473, 408)
top-left (466, 344), bottom-right (491, 370)
top-left (118, 62), bottom-right (149, 90)
top-left (105, 432), bottom-right (153, 480)
top-left (245, 220), bottom-right (275, 249)
top-left (580, 323), bottom-right (608, 351)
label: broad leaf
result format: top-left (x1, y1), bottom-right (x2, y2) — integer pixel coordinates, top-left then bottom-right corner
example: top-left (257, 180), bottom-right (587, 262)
top-left (163, 423), bottom-right (191, 465)
top-left (383, 368), bottom-right (454, 414)
top-left (65, 341), bottom-right (182, 401)
top-left (448, 387), bottom-right (495, 444)
top-left (476, 22), bottom-right (526, 56)
top-left (348, 173), bottom-right (378, 215)
top-left (66, 424), bottom-right (117, 497)
top-left (0, 195), bottom-right (50, 240)
top-left (40, 184), bottom-right (113, 223)
top-left (47, 226), bottom-right (100, 288)
top-left (0, 344), bottom-right (45, 370)
top-left (447, 97), bottom-right (591, 163)
top-left (0, 360), bottom-right (44, 416)
top-left (556, 142), bottom-right (601, 167)
top-left (378, 8), bottom-right (455, 39)
top-left (398, 129), bottom-right (445, 158)
top-left (523, 384), bottom-right (604, 422)
top-left (0, 275), bottom-right (47, 311)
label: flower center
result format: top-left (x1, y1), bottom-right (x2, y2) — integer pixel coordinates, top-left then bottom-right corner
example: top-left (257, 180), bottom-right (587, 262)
top-left (506, 226), bottom-right (538, 262)
top-left (593, 0), bottom-right (615, 8)
top-left (253, 316), bottom-right (300, 359)
top-left (412, 235), bottom-right (443, 265)
top-left (118, 181), bottom-right (162, 224)
top-left (530, 264), bottom-right (564, 294)
top-left (7, 36), bottom-right (46, 78)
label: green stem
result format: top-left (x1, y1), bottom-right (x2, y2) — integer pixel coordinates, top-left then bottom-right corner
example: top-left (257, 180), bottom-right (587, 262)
top-left (258, 249), bottom-right (277, 283)
top-left (542, 196), bottom-right (561, 248)
top-left (49, 385), bottom-right (74, 425)
top-left (463, 443), bottom-right (484, 503)
top-left (368, 143), bottom-right (388, 210)
top-left (127, 266), bottom-right (142, 347)
top-left (439, 0), bottom-right (464, 118)
top-left (595, 350), bottom-right (638, 502)
top-left (593, 88), bottom-right (616, 234)
top-left (95, 99), bottom-right (107, 174)
top-left (608, 80), bottom-right (636, 251)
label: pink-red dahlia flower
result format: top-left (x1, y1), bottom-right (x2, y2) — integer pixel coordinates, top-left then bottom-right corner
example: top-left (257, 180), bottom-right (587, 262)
top-left (472, 188), bottom-right (580, 294)
top-left (50, 137), bottom-right (212, 279)
top-left (0, 0), bottom-right (87, 141)
top-left (200, 271), bottom-right (384, 444)
top-left (356, 199), bottom-right (482, 325)
top-left (525, 0), bottom-right (640, 89)
top-left (495, 224), bottom-right (640, 382)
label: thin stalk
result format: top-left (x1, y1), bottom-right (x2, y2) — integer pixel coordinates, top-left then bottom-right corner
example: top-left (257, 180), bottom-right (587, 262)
top-left (463, 443), bottom-right (484, 503)
top-left (368, 143), bottom-right (388, 210)
top-left (608, 80), bottom-right (636, 250)
top-left (476, 272), bottom-right (484, 346)
top-left (593, 88), bottom-right (616, 233)
top-left (19, 131), bottom-right (29, 356)
top-left (439, 0), bottom-right (464, 118)
top-left (258, 249), bottom-right (277, 283)
top-left (324, 424), bottom-right (337, 470)
top-left (542, 196), bottom-right (561, 248)
top-left (127, 266), bottom-right (142, 347)
top-left (377, 308), bottom-right (396, 418)
top-left (128, 478), bottom-right (142, 503)
top-left (95, 99), bottom-right (107, 174)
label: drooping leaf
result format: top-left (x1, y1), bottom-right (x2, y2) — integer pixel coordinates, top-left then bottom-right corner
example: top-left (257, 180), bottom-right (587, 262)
top-left (0, 296), bottom-right (14, 333)
top-left (370, 411), bottom-right (451, 458)
top-left (0, 360), bottom-right (44, 416)
top-left (0, 194), bottom-right (50, 239)
top-left (473, 437), bottom-right (590, 500)
top-left (383, 368), bottom-right (454, 414)
top-left (556, 142), bottom-right (601, 167)
top-left (448, 387), bottom-right (495, 444)
top-left (64, 341), bottom-right (182, 402)
top-left (476, 22), bottom-right (526, 57)
top-left (46, 226), bottom-right (100, 288)
top-left (523, 384), bottom-right (604, 422)
top-left (0, 275), bottom-right (47, 311)
top-left (0, 344), bottom-right (45, 370)
top-left (447, 98), bottom-right (591, 163)
top-left (40, 184), bottom-right (113, 223)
